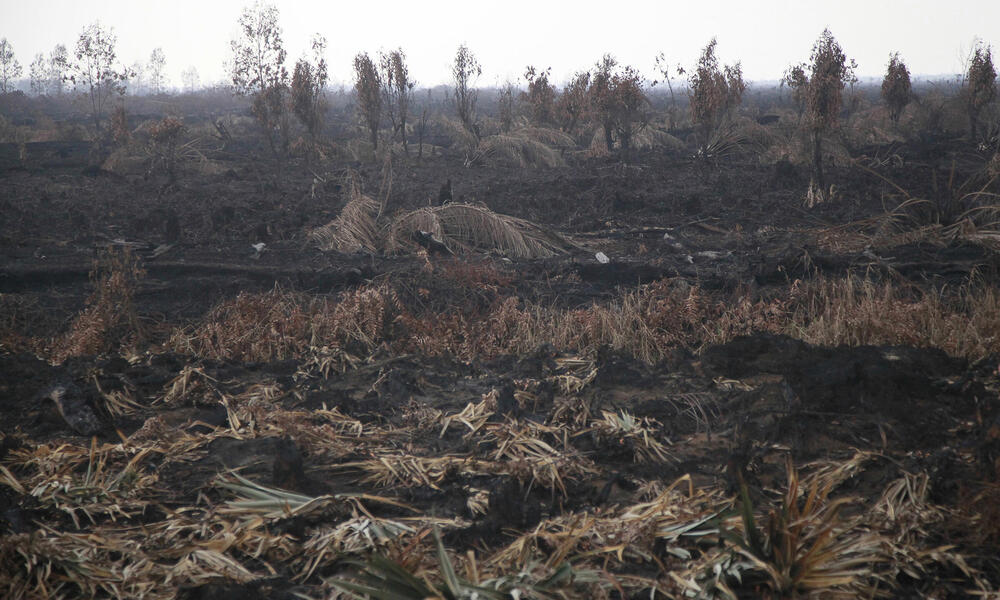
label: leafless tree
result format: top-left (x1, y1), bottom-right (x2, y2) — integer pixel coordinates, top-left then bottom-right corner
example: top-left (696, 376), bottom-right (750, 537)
top-left (451, 44), bottom-right (481, 136)
top-left (181, 66), bottom-right (200, 93)
top-left (66, 23), bottom-right (131, 134)
top-left (130, 61), bottom-right (146, 95)
top-left (0, 38), bottom-right (23, 94)
top-left (229, 1), bottom-right (289, 157)
top-left (380, 48), bottom-right (415, 152)
top-left (148, 47), bottom-right (166, 94)
top-left (29, 53), bottom-right (47, 95)
top-left (653, 52), bottom-right (684, 129)
top-left (353, 52), bottom-right (382, 154)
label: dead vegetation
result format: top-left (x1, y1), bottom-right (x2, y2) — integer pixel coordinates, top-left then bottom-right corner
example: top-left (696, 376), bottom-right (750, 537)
top-left (310, 172), bottom-right (578, 258)
top-left (4, 24), bottom-right (1000, 600)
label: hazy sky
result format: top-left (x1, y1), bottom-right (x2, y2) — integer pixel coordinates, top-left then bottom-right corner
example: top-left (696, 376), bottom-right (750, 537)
top-left (2, 0), bottom-right (998, 90)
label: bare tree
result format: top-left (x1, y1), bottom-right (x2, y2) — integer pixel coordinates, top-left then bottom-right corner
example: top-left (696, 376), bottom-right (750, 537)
top-left (0, 38), bottom-right (22, 93)
top-left (29, 53), bottom-right (47, 95)
top-left (291, 34), bottom-right (328, 146)
top-left (148, 47), bottom-right (166, 94)
top-left (881, 52), bottom-right (911, 124)
top-left (805, 28), bottom-right (854, 192)
top-left (379, 48), bottom-right (414, 152)
top-left (181, 66), bottom-right (200, 93)
top-left (66, 23), bottom-right (131, 133)
top-left (964, 41), bottom-right (997, 142)
top-left (229, 1), bottom-right (289, 157)
top-left (451, 44), bottom-right (481, 136)
top-left (130, 61), bottom-right (146, 95)
top-left (48, 44), bottom-right (68, 95)
top-left (653, 51), bottom-right (683, 129)
top-left (353, 52), bottom-right (382, 153)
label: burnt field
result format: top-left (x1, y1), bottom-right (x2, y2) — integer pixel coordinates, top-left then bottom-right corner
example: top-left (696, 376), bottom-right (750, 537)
top-left (2, 89), bottom-right (1000, 599)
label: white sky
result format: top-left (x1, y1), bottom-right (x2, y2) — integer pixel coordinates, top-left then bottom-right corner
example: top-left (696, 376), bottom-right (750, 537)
top-left (2, 0), bottom-right (998, 89)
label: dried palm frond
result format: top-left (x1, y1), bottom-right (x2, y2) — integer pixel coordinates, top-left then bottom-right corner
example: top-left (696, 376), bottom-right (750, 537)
top-left (166, 548), bottom-right (256, 586)
top-left (298, 517), bottom-right (416, 581)
top-left (470, 133), bottom-right (564, 168)
top-left (665, 392), bottom-right (720, 435)
top-left (483, 420), bottom-right (597, 496)
top-left (583, 410), bottom-right (673, 464)
top-left (435, 114), bottom-right (479, 153)
top-left (215, 471), bottom-right (412, 520)
top-left (715, 461), bottom-right (889, 598)
top-left (0, 529), bottom-right (165, 600)
top-left (10, 439), bottom-right (155, 528)
top-left (872, 470), bottom-right (991, 592)
top-left (386, 203), bottom-right (574, 258)
top-left (631, 127), bottom-right (686, 152)
top-left (310, 192), bottom-right (380, 253)
top-left (336, 455), bottom-right (492, 489)
top-left (330, 527), bottom-right (508, 600)
top-left (439, 394), bottom-right (496, 438)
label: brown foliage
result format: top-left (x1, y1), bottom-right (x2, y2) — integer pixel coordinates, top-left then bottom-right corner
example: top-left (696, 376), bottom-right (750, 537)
top-left (965, 41), bottom-right (997, 141)
top-left (169, 284), bottom-right (404, 363)
top-left (806, 29), bottom-right (854, 133)
top-left (556, 71), bottom-right (590, 135)
top-left (379, 48), bottom-right (414, 150)
top-left (881, 52), bottom-right (912, 124)
top-left (353, 52), bottom-right (382, 153)
top-left (802, 29), bottom-right (855, 190)
top-left (54, 248), bottom-right (145, 363)
top-left (781, 63), bottom-right (809, 119)
top-left (688, 38), bottom-right (746, 142)
top-left (522, 66), bottom-right (556, 126)
top-left (148, 116), bottom-right (185, 180)
top-left (290, 35), bottom-right (328, 142)
top-left (588, 55), bottom-right (648, 156)
top-left (109, 104), bottom-right (129, 146)
top-left (451, 44), bottom-right (481, 136)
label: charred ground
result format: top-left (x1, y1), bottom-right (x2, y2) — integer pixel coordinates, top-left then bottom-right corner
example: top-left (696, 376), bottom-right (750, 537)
top-left (1, 93), bottom-right (1000, 599)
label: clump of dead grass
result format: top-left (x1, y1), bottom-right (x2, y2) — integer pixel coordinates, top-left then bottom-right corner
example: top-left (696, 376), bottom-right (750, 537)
top-left (166, 284), bottom-right (404, 362)
top-left (790, 276), bottom-right (1000, 359)
top-left (51, 247), bottom-right (145, 364)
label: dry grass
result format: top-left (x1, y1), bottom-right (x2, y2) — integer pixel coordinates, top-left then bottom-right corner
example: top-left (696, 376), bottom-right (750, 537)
top-left (163, 272), bottom-right (1000, 369)
top-left (166, 284), bottom-right (403, 362)
top-left (790, 276), bottom-right (1000, 359)
top-left (51, 248), bottom-right (145, 364)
